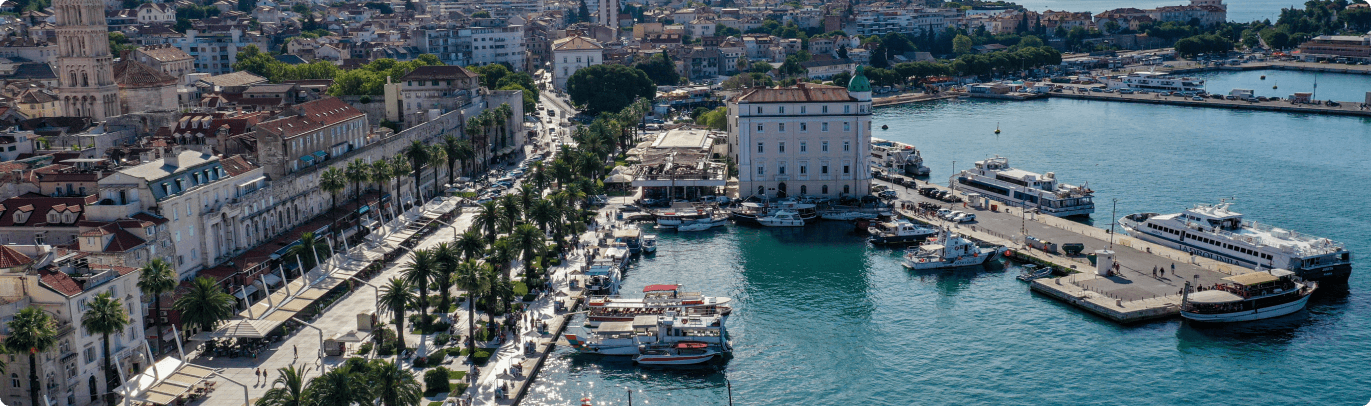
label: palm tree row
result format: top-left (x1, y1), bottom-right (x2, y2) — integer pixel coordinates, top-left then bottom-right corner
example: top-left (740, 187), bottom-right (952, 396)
top-left (5, 292), bottom-right (133, 406)
top-left (256, 358), bottom-right (421, 406)
top-left (322, 154), bottom-right (441, 216)
top-left (461, 103), bottom-right (515, 174)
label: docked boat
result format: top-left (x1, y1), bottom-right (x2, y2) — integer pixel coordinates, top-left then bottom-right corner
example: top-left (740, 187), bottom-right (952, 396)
top-left (633, 342), bottom-right (719, 365)
top-left (1016, 264), bottom-right (1052, 282)
top-left (1180, 269), bottom-right (1317, 322)
top-left (1102, 71), bottom-right (1205, 93)
top-left (901, 229), bottom-right (1005, 270)
top-left (868, 219), bottom-right (937, 246)
top-left (614, 229), bottom-right (643, 254)
top-left (820, 209), bottom-right (881, 221)
top-left (870, 138), bottom-right (931, 176)
top-left (1119, 202), bottom-right (1352, 283)
top-left (641, 234), bottom-right (657, 253)
top-left (730, 200), bottom-right (819, 224)
top-left (758, 210), bottom-right (805, 227)
top-left (587, 284), bottom-right (733, 326)
top-left (655, 208), bottom-right (725, 228)
top-left (584, 259), bottom-right (622, 295)
top-left (950, 156), bottom-right (1094, 217)
top-left (565, 312), bottom-right (729, 355)
top-left (678, 222), bottom-right (721, 232)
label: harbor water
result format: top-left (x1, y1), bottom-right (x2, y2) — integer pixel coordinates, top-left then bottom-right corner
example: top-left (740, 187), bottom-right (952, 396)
top-left (522, 72), bottom-right (1371, 405)
top-left (1191, 69), bottom-right (1371, 102)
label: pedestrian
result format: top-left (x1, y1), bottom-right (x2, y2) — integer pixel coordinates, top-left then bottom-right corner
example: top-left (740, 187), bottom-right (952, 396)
top-left (1170, 263), bottom-right (1175, 274)
top-left (255, 368), bottom-right (262, 384)
top-left (293, 345), bottom-right (298, 358)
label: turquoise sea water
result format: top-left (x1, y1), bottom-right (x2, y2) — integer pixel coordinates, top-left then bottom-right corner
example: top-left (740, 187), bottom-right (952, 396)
top-left (1192, 69), bottom-right (1371, 103)
top-left (522, 73), bottom-right (1371, 405)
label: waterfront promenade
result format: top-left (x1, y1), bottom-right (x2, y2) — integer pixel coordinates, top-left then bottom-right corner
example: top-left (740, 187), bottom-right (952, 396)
top-left (878, 178), bottom-right (1257, 323)
top-left (1047, 90), bottom-right (1371, 117)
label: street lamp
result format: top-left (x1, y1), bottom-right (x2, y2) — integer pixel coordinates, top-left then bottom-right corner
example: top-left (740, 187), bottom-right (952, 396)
top-left (348, 276), bottom-right (381, 324)
top-left (291, 317), bottom-right (327, 365)
top-left (1109, 198), bottom-right (1118, 250)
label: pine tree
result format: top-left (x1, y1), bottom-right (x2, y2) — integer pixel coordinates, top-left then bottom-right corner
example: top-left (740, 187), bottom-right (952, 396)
top-left (578, 0), bottom-right (591, 23)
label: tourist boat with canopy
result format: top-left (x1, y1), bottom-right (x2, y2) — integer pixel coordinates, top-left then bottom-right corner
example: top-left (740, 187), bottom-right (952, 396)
top-left (565, 311), bottom-right (730, 355)
top-left (950, 156), bottom-right (1094, 217)
top-left (633, 342), bottom-right (720, 365)
top-left (586, 284), bottom-right (733, 326)
top-left (584, 259), bottom-right (622, 296)
top-left (868, 219), bottom-right (938, 246)
top-left (1180, 269), bottom-right (1317, 322)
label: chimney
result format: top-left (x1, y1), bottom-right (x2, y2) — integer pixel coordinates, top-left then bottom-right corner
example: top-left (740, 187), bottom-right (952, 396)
top-left (165, 146), bottom-right (182, 168)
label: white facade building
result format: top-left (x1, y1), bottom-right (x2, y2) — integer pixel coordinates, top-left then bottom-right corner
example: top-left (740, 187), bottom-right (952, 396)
top-left (552, 36), bottom-right (604, 90)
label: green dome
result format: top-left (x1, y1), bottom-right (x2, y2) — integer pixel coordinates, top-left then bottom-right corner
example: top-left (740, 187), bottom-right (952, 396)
top-left (848, 65), bottom-right (871, 93)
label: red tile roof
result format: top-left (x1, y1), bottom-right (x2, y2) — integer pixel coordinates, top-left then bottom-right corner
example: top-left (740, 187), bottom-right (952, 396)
top-left (219, 155), bottom-right (257, 176)
top-left (254, 97), bottom-right (364, 140)
top-left (0, 193), bottom-right (96, 227)
top-left (38, 269), bottom-right (82, 296)
top-left (0, 246), bottom-right (34, 269)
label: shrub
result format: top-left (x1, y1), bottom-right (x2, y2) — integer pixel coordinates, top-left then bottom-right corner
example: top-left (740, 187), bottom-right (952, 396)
top-left (356, 342), bottom-right (373, 355)
top-left (428, 320), bottom-right (451, 334)
top-left (423, 367), bottom-right (451, 396)
top-left (428, 348), bottom-right (447, 365)
top-left (412, 357), bottom-right (427, 368)
top-left (378, 341), bottom-right (397, 356)
top-left (451, 383), bottom-right (469, 396)
top-left (434, 333), bottom-right (451, 346)
top-left (469, 349), bottom-right (493, 365)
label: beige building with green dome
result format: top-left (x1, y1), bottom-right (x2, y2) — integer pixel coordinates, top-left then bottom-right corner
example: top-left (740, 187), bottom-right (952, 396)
top-left (725, 67), bottom-right (874, 199)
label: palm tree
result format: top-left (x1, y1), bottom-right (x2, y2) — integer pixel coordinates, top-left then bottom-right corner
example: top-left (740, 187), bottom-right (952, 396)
top-left (454, 139), bottom-right (474, 178)
top-left (455, 230), bottom-right (486, 261)
top-left (476, 201), bottom-right (500, 244)
top-left (442, 134), bottom-right (462, 186)
top-left (256, 365), bottom-right (309, 406)
top-left (346, 159), bottom-right (370, 206)
top-left (517, 184), bottom-right (537, 217)
top-left (529, 161), bottom-right (547, 190)
top-left (6, 307), bottom-right (56, 406)
top-left (389, 156), bottom-right (411, 205)
top-left (378, 277), bottom-right (414, 350)
top-left (370, 159), bottom-right (392, 218)
top-left (453, 260), bottom-right (485, 354)
top-left (369, 360), bottom-right (423, 406)
top-left (479, 263), bottom-right (504, 331)
top-left (529, 199), bottom-right (556, 234)
top-left (302, 363), bottom-right (369, 406)
top-left (512, 223), bottom-right (545, 280)
top-left (402, 248), bottom-right (438, 326)
top-left (427, 144), bottom-right (446, 196)
top-left (287, 231), bottom-right (330, 275)
top-left (82, 292), bottom-right (130, 406)
top-left (433, 242), bottom-right (459, 313)
top-left (464, 116), bottom-right (485, 174)
top-left (321, 167), bottom-right (346, 213)
top-left (136, 258), bottom-right (176, 354)
top-left (495, 103), bottom-right (513, 149)
top-left (174, 276), bottom-right (236, 334)
top-left (498, 194), bottom-right (521, 233)
top-left (403, 140), bottom-right (430, 202)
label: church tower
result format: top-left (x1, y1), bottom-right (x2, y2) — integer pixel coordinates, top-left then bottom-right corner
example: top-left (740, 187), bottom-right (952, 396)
top-left (55, 0), bottom-right (120, 120)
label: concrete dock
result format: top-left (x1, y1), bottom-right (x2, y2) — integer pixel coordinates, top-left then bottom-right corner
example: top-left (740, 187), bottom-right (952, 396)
top-left (872, 92), bottom-right (957, 107)
top-left (1047, 91), bottom-right (1371, 117)
top-left (878, 178), bottom-right (1260, 323)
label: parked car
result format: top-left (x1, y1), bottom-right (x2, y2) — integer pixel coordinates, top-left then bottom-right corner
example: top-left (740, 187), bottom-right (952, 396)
top-left (1192, 96), bottom-right (1204, 101)
top-left (954, 213), bottom-right (977, 223)
top-left (935, 209), bottom-right (953, 219)
top-left (878, 190), bottom-right (899, 199)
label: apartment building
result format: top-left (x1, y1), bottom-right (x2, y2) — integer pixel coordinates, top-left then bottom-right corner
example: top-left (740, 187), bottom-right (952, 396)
top-left (552, 36), bottom-right (605, 90)
top-left (727, 69), bottom-right (873, 199)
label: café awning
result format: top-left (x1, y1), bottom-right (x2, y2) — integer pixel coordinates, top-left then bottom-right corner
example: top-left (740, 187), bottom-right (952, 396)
top-left (190, 319), bottom-right (286, 340)
top-left (115, 357), bottom-right (216, 405)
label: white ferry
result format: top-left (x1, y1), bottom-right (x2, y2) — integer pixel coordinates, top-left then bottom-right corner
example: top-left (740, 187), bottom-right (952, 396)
top-left (870, 138), bottom-right (931, 177)
top-left (1120, 202), bottom-right (1352, 283)
top-left (1181, 269), bottom-right (1317, 322)
top-left (1103, 71), bottom-right (1205, 93)
top-left (586, 284), bottom-right (733, 326)
top-left (950, 156), bottom-right (1095, 217)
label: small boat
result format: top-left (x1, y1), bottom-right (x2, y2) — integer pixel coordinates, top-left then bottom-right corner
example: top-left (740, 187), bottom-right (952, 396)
top-left (641, 234), bottom-right (657, 253)
top-left (584, 261), bottom-right (623, 296)
top-left (820, 210), bottom-right (880, 221)
top-left (868, 219), bottom-right (937, 245)
top-left (633, 342), bottom-right (718, 365)
top-left (586, 284), bottom-right (733, 326)
top-left (1181, 269), bottom-right (1317, 322)
top-left (614, 229), bottom-right (643, 254)
top-left (1016, 264), bottom-right (1052, 282)
top-left (901, 228), bottom-right (1005, 270)
top-left (994, 122), bottom-right (1001, 134)
top-left (1260, 75), bottom-right (1266, 80)
top-left (678, 222), bottom-right (718, 232)
top-left (757, 210), bottom-right (805, 227)
top-left (881, 124), bottom-right (889, 130)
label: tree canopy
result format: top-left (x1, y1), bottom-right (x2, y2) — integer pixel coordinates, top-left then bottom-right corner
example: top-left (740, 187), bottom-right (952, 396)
top-left (328, 55), bottom-right (444, 96)
top-left (234, 45), bottom-right (341, 83)
top-left (634, 53), bottom-right (681, 86)
top-left (566, 64), bottom-right (655, 116)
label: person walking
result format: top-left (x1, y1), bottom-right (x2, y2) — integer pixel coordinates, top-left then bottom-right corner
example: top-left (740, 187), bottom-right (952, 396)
top-left (1170, 263), bottom-right (1175, 275)
top-left (293, 344), bottom-right (298, 359)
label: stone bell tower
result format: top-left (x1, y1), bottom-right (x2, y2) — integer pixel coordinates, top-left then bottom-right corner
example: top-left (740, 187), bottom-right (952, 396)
top-left (55, 0), bottom-right (120, 120)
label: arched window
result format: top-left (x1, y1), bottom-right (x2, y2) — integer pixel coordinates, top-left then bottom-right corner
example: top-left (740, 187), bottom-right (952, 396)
top-left (822, 185), bottom-right (828, 194)
top-left (10, 373), bottom-right (18, 388)
top-left (81, 72), bottom-right (89, 87)
top-left (800, 185), bottom-right (807, 195)
top-left (89, 376), bottom-right (98, 401)
top-left (756, 185), bottom-right (764, 196)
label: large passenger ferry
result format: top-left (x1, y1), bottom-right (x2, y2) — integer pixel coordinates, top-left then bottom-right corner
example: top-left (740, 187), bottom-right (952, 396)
top-left (870, 138), bottom-right (931, 177)
top-left (1102, 71), bottom-right (1205, 93)
top-left (1120, 202), bottom-right (1352, 283)
top-left (950, 156), bottom-right (1095, 217)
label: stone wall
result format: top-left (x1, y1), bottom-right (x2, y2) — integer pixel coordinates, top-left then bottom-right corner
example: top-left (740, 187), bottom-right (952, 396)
top-left (338, 95), bottom-right (388, 127)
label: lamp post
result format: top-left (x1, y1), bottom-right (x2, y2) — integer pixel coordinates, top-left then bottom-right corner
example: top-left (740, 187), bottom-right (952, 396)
top-left (348, 276), bottom-right (381, 326)
top-left (210, 371), bottom-right (250, 406)
top-left (1109, 198), bottom-right (1118, 250)
top-left (291, 318), bottom-right (327, 365)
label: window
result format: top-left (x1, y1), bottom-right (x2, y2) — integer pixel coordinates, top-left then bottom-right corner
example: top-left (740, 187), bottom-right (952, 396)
top-left (756, 166), bottom-right (765, 176)
top-left (844, 185), bottom-right (850, 194)
top-left (822, 105), bottom-right (829, 113)
top-left (800, 122), bottom-right (807, 132)
top-left (800, 185), bottom-right (807, 194)
top-left (779, 106), bottom-right (785, 114)
top-left (778, 123), bottom-right (785, 132)
top-left (822, 185), bottom-right (829, 194)
top-left (800, 106), bottom-right (806, 114)
top-left (778, 162), bottom-right (786, 175)
top-left (11, 373), bottom-right (17, 388)
top-left (757, 142), bottom-right (764, 153)
top-left (844, 105), bottom-right (851, 113)
top-left (756, 123), bottom-right (764, 132)
top-left (83, 347), bottom-right (95, 364)
top-left (799, 165), bottom-right (807, 174)
top-left (822, 141), bottom-right (829, 151)
top-left (844, 165), bottom-right (850, 174)
top-left (821, 165), bottom-right (829, 174)
top-left (843, 141), bottom-right (850, 151)
top-left (799, 142), bottom-right (807, 152)
top-left (756, 106), bottom-right (762, 114)
top-left (844, 122), bottom-right (851, 132)
top-left (822, 122), bottom-right (829, 132)
top-left (778, 142), bottom-right (785, 153)
top-left (35, 233), bottom-right (44, 244)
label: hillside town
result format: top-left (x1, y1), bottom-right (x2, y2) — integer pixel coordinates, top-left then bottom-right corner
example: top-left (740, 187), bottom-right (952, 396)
top-left (0, 0), bottom-right (1368, 403)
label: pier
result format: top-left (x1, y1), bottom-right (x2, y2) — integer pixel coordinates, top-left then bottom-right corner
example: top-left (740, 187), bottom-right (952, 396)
top-left (877, 178), bottom-right (1261, 323)
top-left (1162, 60), bottom-right (1371, 76)
top-left (1047, 91), bottom-right (1371, 117)
top-left (872, 92), bottom-right (957, 107)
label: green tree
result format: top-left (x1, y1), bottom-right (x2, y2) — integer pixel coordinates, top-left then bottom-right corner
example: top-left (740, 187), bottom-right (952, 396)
top-left (345, 159), bottom-right (369, 205)
top-left (634, 52), bottom-right (680, 86)
top-left (370, 360), bottom-right (423, 406)
top-left (454, 260), bottom-right (486, 354)
top-left (302, 363), bottom-right (370, 405)
top-left (402, 248), bottom-right (439, 326)
top-left (378, 277), bottom-right (415, 350)
top-left (82, 292), bottom-right (130, 406)
top-left (256, 365), bottom-right (309, 406)
top-left (750, 61), bottom-right (774, 73)
top-left (321, 167), bottom-right (346, 212)
top-left (512, 224), bottom-right (545, 279)
top-left (109, 32), bottom-right (136, 57)
top-left (136, 258), bottom-right (176, 354)
top-left (566, 64), bottom-right (656, 116)
top-left (403, 140), bottom-right (430, 202)
top-left (286, 232), bottom-right (330, 274)
top-left (953, 34), bottom-right (974, 55)
top-left (433, 242), bottom-right (459, 312)
top-left (6, 307), bottom-right (56, 406)
top-left (174, 277), bottom-right (236, 333)
top-left (695, 106), bottom-right (728, 130)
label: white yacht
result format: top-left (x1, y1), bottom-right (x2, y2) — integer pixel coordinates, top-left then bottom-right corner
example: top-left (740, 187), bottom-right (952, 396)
top-left (950, 156), bottom-right (1094, 217)
top-left (870, 138), bottom-right (931, 176)
top-left (584, 259), bottom-right (623, 295)
top-left (1181, 269), bottom-right (1317, 322)
top-left (901, 229), bottom-right (1005, 270)
top-left (1103, 71), bottom-right (1205, 93)
top-left (641, 234), bottom-right (658, 253)
top-left (868, 219), bottom-right (937, 245)
top-left (1120, 202), bottom-right (1352, 283)
top-left (758, 210), bottom-right (805, 227)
